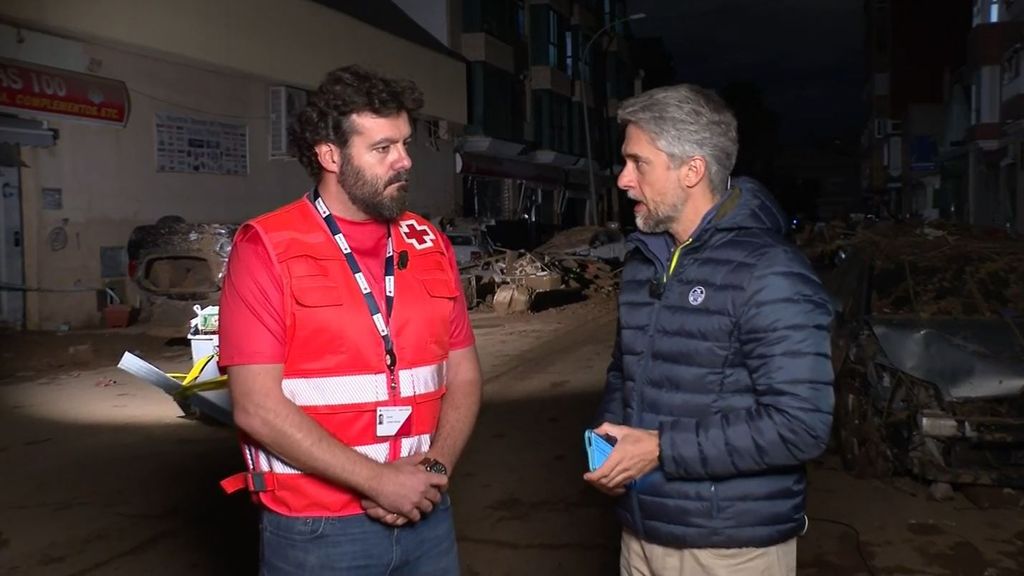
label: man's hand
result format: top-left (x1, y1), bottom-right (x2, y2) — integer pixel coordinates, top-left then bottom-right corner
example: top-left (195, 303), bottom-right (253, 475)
top-left (363, 456), bottom-right (447, 523)
top-left (583, 423), bottom-right (660, 494)
top-left (361, 499), bottom-right (411, 527)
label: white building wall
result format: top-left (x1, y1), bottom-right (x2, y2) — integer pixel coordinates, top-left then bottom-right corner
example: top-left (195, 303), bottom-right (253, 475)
top-left (1, 13), bottom-right (464, 329)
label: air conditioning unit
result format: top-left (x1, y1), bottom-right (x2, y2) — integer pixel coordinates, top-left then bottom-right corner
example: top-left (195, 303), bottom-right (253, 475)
top-left (269, 85), bottom-right (309, 159)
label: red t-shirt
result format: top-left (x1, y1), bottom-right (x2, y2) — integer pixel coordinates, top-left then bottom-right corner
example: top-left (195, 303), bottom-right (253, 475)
top-left (218, 206), bottom-right (474, 367)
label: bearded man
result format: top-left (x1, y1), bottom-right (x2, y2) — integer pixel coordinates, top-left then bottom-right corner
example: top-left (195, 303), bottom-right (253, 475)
top-left (218, 65), bottom-right (481, 576)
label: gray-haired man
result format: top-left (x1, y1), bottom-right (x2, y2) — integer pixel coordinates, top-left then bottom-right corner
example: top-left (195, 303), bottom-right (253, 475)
top-left (584, 84), bottom-right (834, 575)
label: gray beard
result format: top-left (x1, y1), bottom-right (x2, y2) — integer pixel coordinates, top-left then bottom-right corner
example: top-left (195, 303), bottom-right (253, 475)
top-left (636, 210), bottom-right (674, 233)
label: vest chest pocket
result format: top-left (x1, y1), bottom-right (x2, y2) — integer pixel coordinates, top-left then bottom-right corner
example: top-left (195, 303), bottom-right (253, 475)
top-left (288, 279), bottom-right (351, 370)
top-left (406, 270), bottom-right (458, 358)
top-left (292, 282), bottom-right (346, 307)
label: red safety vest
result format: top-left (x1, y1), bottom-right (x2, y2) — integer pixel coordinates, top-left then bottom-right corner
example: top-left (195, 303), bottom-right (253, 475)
top-left (220, 197), bottom-right (458, 517)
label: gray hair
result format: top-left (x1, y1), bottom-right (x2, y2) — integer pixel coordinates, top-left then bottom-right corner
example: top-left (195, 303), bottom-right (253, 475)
top-left (617, 84), bottom-right (738, 196)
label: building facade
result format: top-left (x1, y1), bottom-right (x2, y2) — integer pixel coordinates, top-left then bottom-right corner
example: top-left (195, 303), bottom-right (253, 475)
top-left (863, 0), bottom-right (972, 220)
top-left (423, 0), bottom-right (641, 235)
top-left (0, 0), bottom-right (467, 330)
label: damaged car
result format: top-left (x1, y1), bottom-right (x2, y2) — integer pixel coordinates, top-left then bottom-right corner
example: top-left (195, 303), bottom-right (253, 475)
top-left (830, 224), bottom-right (1024, 488)
top-left (127, 216), bottom-right (238, 300)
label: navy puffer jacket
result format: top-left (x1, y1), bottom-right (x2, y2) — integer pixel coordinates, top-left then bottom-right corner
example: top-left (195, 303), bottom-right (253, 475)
top-left (598, 177), bottom-right (834, 549)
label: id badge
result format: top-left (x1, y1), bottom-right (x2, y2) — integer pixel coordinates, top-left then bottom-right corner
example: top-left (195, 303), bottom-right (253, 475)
top-left (376, 406), bottom-right (412, 437)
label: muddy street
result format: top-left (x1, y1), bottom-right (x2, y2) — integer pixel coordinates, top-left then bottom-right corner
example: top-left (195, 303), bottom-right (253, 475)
top-left (2, 299), bottom-right (1024, 575)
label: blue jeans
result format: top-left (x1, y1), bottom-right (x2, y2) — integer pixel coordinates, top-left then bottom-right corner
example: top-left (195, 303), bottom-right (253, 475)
top-left (259, 494), bottom-right (459, 576)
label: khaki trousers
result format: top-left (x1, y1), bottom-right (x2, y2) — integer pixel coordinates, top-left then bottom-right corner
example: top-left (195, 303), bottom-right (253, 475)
top-left (620, 531), bottom-right (797, 576)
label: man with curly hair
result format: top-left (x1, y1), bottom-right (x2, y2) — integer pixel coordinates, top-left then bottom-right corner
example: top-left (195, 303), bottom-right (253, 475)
top-left (218, 65), bottom-right (481, 575)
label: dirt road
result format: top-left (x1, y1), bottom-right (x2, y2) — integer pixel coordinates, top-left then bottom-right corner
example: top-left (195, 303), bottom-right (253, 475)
top-left (2, 297), bottom-right (1024, 575)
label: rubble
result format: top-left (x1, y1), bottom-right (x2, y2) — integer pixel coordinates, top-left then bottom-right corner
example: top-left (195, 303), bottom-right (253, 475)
top-left (460, 235), bottom-right (623, 315)
top-left (535, 226), bottom-right (627, 262)
top-left (824, 221), bottom-right (1024, 317)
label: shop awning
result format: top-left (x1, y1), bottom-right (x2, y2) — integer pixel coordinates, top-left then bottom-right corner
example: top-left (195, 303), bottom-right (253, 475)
top-left (0, 116), bottom-right (56, 147)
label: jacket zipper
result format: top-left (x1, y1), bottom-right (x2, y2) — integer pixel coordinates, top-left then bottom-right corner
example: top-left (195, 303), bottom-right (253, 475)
top-left (629, 238), bottom-right (694, 538)
top-left (638, 238), bottom-right (694, 412)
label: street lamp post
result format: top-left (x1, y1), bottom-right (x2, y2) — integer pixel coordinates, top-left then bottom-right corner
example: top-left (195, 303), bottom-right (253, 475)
top-left (581, 12), bottom-right (645, 225)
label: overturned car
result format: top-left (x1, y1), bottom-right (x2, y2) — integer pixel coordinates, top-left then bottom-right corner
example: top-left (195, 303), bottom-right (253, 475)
top-left (830, 224), bottom-right (1024, 487)
top-left (127, 216), bottom-right (238, 300)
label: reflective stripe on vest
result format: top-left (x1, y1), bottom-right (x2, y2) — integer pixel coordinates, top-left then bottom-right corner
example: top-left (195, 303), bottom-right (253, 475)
top-left (243, 362), bottom-right (444, 474)
top-left (281, 362), bottom-right (445, 406)
top-left (221, 361), bottom-right (447, 516)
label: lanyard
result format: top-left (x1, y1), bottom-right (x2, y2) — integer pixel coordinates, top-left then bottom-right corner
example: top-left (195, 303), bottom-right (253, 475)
top-left (309, 189), bottom-right (398, 383)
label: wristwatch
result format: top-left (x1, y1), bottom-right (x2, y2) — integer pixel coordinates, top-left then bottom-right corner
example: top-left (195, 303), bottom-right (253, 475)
top-left (419, 457), bottom-right (448, 476)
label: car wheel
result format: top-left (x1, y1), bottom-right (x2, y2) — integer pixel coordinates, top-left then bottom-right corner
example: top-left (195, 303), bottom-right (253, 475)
top-left (835, 364), bottom-right (894, 478)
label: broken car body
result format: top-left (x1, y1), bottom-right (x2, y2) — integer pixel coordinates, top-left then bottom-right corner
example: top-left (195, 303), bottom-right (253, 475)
top-left (829, 223), bottom-right (1024, 487)
top-left (127, 217), bottom-right (238, 300)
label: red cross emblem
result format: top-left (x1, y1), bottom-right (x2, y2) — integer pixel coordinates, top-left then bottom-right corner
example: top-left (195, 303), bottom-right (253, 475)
top-left (398, 219), bottom-right (436, 250)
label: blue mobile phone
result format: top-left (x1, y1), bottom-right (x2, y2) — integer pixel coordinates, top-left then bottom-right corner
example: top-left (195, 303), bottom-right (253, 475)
top-left (584, 429), bottom-right (617, 472)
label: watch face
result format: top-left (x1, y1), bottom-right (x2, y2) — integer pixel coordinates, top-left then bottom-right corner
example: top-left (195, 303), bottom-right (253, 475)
top-left (422, 458), bottom-right (447, 475)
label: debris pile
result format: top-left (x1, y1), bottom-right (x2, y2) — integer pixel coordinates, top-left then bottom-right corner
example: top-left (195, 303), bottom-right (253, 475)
top-left (461, 226), bottom-right (625, 314)
top-left (828, 222), bottom-right (1024, 317)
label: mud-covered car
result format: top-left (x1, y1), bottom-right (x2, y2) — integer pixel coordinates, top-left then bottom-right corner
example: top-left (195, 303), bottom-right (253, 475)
top-left (830, 224), bottom-right (1024, 487)
top-left (127, 216), bottom-right (238, 300)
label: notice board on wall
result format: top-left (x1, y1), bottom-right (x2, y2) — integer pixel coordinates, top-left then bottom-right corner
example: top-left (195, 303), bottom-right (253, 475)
top-left (154, 112), bottom-right (248, 175)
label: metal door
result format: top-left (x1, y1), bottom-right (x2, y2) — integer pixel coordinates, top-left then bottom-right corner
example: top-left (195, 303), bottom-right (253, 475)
top-left (0, 165), bottom-right (24, 328)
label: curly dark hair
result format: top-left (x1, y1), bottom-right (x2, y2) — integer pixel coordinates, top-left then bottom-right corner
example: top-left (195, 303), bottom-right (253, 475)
top-left (290, 65), bottom-right (424, 180)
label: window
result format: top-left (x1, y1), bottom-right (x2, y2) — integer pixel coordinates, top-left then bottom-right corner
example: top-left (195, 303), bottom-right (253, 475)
top-left (565, 30), bottom-right (575, 75)
top-left (464, 0), bottom-right (518, 44)
top-left (468, 63), bottom-right (520, 140)
top-left (972, 73), bottom-right (982, 124)
top-left (269, 85), bottom-right (309, 159)
top-left (605, 57), bottom-right (633, 101)
top-left (875, 9), bottom-right (890, 56)
top-left (975, 0), bottom-right (1002, 24)
top-left (533, 91), bottom-right (571, 152)
top-left (530, 6), bottom-right (570, 70)
top-left (422, 119), bottom-right (441, 151)
top-left (552, 94), bottom-right (570, 151)
top-left (516, 0), bottom-right (526, 38)
top-left (1003, 46), bottom-right (1022, 85)
top-left (548, 10), bottom-right (559, 66)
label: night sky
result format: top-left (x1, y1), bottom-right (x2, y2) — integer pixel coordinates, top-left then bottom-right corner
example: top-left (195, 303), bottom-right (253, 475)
top-left (628, 0), bottom-right (866, 146)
